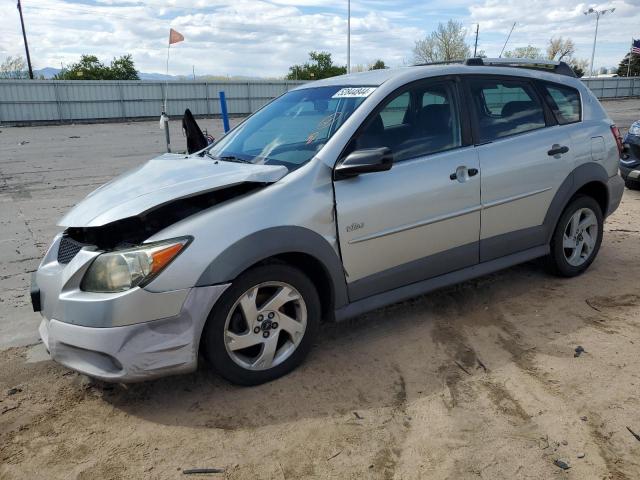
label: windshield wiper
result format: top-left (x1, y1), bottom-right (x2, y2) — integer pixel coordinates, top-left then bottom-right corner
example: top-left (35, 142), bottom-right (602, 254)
top-left (205, 152), bottom-right (252, 164)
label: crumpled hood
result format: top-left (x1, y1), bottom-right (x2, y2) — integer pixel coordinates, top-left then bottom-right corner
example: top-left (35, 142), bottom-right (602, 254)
top-left (59, 153), bottom-right (288, 227)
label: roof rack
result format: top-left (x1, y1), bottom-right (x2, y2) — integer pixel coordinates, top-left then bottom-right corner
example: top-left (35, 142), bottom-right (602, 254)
top-left (464, 57), bottom-right (577, 77)
top-left (411, 57), bottom-right (576, 77)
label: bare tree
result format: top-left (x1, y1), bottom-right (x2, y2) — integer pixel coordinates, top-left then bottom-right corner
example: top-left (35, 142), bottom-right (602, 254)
top-left (413, 20), bottom-right (471, 63)
top-left (0, 56), bottom-right (29, 79)
top-left (545, 37), bottom-right (588, 77)
top-left (503, 45), bottom-right (542, 59)
top-left (547, 37), bottom-right (575, 61)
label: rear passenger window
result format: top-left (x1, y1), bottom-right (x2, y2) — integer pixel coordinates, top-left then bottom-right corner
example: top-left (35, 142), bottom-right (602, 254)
top-left (541, 83), bottom-right (581, 125)
top-left (469, 79), bottom-right (546, 143)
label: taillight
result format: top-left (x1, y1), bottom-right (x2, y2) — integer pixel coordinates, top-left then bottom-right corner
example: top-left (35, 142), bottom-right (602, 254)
top-left (610, 124), bottom-right (623, 157)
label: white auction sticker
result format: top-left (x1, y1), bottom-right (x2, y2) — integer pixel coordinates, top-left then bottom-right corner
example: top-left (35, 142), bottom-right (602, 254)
top-left (332, 87), bottom-right (377, 98)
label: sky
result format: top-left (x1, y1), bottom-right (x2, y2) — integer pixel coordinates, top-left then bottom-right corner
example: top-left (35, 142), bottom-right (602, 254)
top-left (1, 0), bottom-right (639, 77)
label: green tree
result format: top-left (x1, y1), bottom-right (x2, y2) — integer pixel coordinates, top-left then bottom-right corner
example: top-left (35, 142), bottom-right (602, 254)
top-left (413, 20), bottom-right (470, 63)
top-left (287, 51), bottom-right (346, 80)
top-left (0, 56), bottom-right (29, 79)
top-left (55, 54), bottom-right (139, 80)
top-left (617, 53), bottom-right (640, 77)
top-left (369, 59), bottom-right (387, 70)
top-left (106, 55), bottom-right (139, 80)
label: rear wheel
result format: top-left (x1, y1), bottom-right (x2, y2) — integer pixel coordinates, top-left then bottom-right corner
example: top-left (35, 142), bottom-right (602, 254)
top-left (546, 195), bottom-right (603, 277)
top-left (203, 264), bottom-right (320, 385)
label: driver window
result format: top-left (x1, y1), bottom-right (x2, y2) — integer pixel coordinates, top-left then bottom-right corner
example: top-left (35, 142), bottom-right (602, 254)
top-left (349, 81), bottom-right (461, 162)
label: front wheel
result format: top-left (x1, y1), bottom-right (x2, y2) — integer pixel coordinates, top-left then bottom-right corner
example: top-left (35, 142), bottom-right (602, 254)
top-left (203, 264), bottom-right (320, 385)
top-left (546, 195), bottom-right (603, 277)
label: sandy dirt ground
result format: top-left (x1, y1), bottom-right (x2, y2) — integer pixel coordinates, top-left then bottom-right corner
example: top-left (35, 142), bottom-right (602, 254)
top-left (1, 103), bottom-right (640, 479)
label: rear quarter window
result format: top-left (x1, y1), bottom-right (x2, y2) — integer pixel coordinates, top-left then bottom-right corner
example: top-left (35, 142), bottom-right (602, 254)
top-left (540, 83), bottom-right (581, 125)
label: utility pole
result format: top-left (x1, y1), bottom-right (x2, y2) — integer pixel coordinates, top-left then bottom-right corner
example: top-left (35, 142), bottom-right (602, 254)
top-left (627, 39), bottom-right (632, 77)
top-left (16, 0), bottom-right (34, 79)
top-left (473, 24), bottom-right (479, 57)
top-left (584, 7), bottom-right (615, 78)
top-left (347, 0), bottom-right (351, 73)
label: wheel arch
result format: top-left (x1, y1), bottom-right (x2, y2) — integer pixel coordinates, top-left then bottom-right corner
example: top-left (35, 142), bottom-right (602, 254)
top-left (543, 162), bottom-right (610, 242)
top-left (196, 226), bottom-right (348, 320)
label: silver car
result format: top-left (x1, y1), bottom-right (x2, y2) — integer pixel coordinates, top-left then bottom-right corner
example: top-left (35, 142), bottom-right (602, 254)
top-left (31, 58), bottom-right (624, 385)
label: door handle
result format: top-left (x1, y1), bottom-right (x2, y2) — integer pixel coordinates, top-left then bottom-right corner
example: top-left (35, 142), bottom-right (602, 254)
top-left (450, 166), bottom-right (478, 182)
top-left (548, 144), bottom-right (569, 156)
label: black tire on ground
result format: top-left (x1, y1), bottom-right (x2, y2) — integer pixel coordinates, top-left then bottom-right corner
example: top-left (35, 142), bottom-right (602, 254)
top-left (545, 195), bottom-right (604, 277)
top-left (624, 178), bottom-right (640, 190)
top-left (203, 263), bottom-right (320, 386)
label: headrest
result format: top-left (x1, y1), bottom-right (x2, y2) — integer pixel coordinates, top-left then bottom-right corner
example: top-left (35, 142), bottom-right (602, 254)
top-left (501, 101), bottom-right (537, 118)
top-left (418, 104), bottom-right (451, 134)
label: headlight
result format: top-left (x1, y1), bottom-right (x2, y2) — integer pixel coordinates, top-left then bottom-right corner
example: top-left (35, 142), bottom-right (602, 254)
top-left (628, 121), bottom-right (640, 136)
top-left (81, 237), bottom-right (190, 293)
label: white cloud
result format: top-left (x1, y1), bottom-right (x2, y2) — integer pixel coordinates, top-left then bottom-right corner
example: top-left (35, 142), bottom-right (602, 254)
top-left (1, 0), bottom-right (638, 76)
top-left (469, 0), bottom-right (640, 68)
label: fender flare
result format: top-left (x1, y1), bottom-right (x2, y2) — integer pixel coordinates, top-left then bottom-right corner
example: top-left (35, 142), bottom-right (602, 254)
top-left (196, 226), bottom-right (348, 309)
top-left (542, 162), bottom-right (609, 242)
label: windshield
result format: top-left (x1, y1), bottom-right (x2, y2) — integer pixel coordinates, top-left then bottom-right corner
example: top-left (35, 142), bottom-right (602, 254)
top-left (205, 86), bottom-right (373, 170)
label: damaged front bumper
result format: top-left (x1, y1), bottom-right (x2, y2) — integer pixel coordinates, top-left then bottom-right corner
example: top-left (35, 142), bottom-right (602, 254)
top-left (33, 234), bottom-right (229, 382)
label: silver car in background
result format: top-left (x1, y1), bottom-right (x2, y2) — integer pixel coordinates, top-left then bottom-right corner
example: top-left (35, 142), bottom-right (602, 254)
top-left (31, 58), bottom-right (624, 385)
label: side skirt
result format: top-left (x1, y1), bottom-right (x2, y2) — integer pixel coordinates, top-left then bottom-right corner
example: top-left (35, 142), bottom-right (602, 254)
top-left (334, 245), bottom-right (549, 322)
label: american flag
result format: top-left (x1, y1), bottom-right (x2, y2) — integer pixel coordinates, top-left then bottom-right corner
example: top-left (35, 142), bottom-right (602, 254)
top-left (632, 39), bottom-right (640, 55)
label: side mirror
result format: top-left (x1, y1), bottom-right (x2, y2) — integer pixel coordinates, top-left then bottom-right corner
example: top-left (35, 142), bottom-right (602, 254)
top-left (334, 147), bottom-right (393, 181)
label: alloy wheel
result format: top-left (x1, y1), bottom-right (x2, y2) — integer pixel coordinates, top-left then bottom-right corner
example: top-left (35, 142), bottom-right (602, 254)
top-left (562, 207), bottom-right (599, 267)
top-left (223, 281), bottom-right (307, 371)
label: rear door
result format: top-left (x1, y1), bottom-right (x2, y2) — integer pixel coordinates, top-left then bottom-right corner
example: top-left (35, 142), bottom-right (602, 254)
top-left (465, 76), bottom-right (575, 261)
top-left (334, 78), bottom-right (481, 301)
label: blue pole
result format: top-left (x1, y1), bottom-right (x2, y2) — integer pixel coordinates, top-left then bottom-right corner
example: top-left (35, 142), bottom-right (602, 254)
top-left (219, 91), bottom-right (230, 133)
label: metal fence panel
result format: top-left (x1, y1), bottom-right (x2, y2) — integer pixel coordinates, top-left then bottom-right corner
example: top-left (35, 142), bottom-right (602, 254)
top-left (0, 79), bottom-right (306, 124)
top-left (581, 77), bottom-right (640, 99)
top-left (1, 77), bottom-right (638, 125)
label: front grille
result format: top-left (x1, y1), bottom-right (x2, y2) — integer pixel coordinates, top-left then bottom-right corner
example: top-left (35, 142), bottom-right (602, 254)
top-left (57, 236), bottom-right (88, 264)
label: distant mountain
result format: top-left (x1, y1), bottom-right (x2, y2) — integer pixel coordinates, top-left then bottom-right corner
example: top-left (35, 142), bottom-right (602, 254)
top-left (31, 68), bottom-right (276, 81)
top-left (33, 67), bottom-right (178, 81)
top-left (138, 72), bottom-right (177, 81)
top-left (34, 67), bottom-right (61, 79)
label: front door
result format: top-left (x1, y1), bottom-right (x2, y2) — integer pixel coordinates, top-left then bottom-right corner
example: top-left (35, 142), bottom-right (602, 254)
top-left (334, 79), bottom-right (481, 301)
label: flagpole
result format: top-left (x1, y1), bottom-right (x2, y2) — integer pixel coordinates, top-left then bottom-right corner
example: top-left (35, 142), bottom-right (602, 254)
top-left (162, 32), bottom-right (172, 152)
top-left (164, 40), bottom-right (171, 113)
top-left (627, 37), bottom-right (633, 78)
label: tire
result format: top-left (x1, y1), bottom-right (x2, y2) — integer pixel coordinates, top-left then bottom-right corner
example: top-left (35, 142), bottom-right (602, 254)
top-left (545, 195), bottom-right (603, 277)
top-left (624, 178), bottom-right (640, 190)
top-left (203, 264), bottom-right (320, 386)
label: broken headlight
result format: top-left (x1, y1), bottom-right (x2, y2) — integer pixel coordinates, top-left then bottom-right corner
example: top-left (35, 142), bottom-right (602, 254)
top-left (81, 237), bottom-right (190, 293)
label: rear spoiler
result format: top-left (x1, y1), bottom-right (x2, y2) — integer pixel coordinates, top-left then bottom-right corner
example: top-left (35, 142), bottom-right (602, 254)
top-left (464, 57), bottom-right (577, 77)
